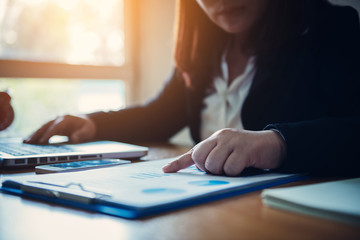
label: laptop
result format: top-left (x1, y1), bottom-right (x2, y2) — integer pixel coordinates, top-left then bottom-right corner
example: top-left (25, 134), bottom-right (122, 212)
top-left (0, 138), bottom-right (148, 168)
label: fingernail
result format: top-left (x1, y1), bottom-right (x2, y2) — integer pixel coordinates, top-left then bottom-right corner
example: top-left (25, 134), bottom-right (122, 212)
top-left (162, 163), bottom-right (170, 169)
top-left (162, 163), bottom-right (172, 172)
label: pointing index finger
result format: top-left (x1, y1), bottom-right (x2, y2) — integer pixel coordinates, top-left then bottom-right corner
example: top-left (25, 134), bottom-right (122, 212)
top-left (24, 120), bottom-right (54, 144)
top-left (162, 151), bottom-right (195, 173)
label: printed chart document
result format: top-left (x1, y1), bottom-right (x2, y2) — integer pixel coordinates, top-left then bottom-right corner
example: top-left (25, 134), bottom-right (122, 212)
top-left (262, 178), bottom-right (360, 225)
top-left (1, 158), bottom-right (302, 219)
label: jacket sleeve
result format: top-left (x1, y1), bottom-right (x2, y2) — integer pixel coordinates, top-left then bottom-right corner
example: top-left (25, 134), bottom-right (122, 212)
top-left (87, 69), bottom-right (188, 143)
top-left (265, 117), bottom-right (360, 176)
top-left (265, 6), bottom-right (360, 176)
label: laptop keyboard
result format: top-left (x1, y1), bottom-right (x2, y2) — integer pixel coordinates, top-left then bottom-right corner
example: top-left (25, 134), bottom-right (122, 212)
top-left (0, 143), bottom-right (74, 156)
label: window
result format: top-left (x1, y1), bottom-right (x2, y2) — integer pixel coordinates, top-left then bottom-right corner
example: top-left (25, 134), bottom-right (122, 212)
top-left (0, 0), bottom-right (133, 138)
top-left (0, 0), bottom-right (125, 65)
top-left (0, 78), bottom-right (125, 138)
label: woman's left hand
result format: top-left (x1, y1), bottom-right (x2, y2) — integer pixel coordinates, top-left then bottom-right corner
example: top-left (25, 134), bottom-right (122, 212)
top-left (163, 128), bottom-right (286, 176)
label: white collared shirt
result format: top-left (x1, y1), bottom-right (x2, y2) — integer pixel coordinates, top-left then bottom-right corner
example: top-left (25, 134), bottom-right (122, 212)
top-left (200, 55), bottom-right (256, 140)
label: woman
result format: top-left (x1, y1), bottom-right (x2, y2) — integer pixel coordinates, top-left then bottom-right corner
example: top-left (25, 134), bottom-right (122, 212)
top-left (26, 0), bottom-right (360, 176)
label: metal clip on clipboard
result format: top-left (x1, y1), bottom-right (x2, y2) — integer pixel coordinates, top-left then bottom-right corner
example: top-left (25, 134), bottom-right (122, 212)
top-left (3, 180), bottom-right (112, 204)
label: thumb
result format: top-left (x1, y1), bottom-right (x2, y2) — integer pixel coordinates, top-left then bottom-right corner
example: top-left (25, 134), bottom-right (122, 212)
top-left (162, 151), bottom-right (195, 173)
top-left (70, 131), bottom-right (81, 143)
top-left (70, 126), bottom-right (90, 143)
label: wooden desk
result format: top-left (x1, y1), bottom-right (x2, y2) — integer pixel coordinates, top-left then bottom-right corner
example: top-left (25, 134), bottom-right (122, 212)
top-left (1, 143), bottom-right (359, 240)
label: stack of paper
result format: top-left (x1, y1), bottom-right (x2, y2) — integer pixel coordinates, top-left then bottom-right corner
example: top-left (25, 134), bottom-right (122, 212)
top-left (262, 178), bottom-right (360, 225)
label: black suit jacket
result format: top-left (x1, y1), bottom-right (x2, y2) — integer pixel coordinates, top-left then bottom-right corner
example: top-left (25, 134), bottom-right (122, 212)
top-left (90, 5), bottom-right (360, 176)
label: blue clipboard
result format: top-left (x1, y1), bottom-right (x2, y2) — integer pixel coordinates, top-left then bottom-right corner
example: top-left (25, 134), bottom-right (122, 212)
top-left (0, 159), bottom-right (305, 219)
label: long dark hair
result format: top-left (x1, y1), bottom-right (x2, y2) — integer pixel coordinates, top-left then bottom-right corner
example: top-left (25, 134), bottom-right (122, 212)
top-left (173, 0), bottom-right (330, 87)
top-left (173, 0), bottom-right (226, 85)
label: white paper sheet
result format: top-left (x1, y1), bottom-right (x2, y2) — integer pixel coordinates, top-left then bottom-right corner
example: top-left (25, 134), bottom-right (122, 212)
top-left (4, 158), bottom-right (297, 208)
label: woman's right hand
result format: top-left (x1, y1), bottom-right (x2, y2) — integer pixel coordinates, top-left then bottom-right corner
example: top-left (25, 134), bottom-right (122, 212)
top-left (24, 115), bottom-right (97, 144)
